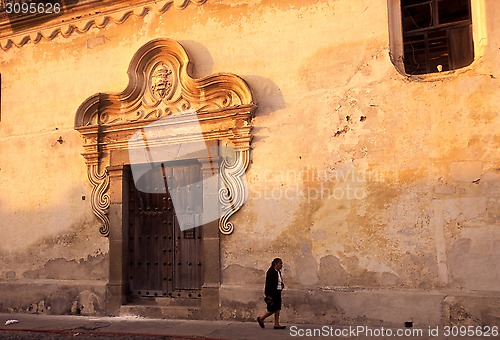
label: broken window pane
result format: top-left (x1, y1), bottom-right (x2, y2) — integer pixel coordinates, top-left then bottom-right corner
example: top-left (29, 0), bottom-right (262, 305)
top-left (402, 2), bottom-right (433, 32)
top-left (427, 30), bottom-right (450, 72)
top-left (401, 0), bottom-right (473, 75)
top-left (438, 0), bottom-right (470, 24)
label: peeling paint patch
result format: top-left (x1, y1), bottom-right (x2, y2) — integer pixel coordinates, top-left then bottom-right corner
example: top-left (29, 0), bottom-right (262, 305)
top-left (0, 281), bottom-right (106, 315)
top-left (222, 265), bottom-right (264, 285)
top-left (87, 35), bottom-right (107, 49)
top-left (22, 255), bottom-right (107, 281)
top-left (334, 125), bottom-right (350, 137)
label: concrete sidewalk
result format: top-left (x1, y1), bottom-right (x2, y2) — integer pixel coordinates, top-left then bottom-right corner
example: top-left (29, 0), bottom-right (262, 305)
top-left (0, 313), bottom-right (473, 339)
top-left (0, 313), bottom-right (324, 340)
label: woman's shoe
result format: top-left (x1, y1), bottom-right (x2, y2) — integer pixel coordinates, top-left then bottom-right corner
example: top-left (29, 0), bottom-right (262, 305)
top-left (274, 325), bottom-right (286, 329)
top-left (257, 317), bottom-right (265, 328)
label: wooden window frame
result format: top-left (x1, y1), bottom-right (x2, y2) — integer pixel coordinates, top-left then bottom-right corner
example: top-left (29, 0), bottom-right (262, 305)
top-left (401, 0), bottom-right (473, 75)
top-left (388, 0), bottom-right (485, 77)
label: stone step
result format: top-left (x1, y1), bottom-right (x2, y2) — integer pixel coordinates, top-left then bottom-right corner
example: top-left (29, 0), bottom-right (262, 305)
top-left (120, 304), bottom-right (201, 319)
top-left (129, 296), bottom-right (202, 307)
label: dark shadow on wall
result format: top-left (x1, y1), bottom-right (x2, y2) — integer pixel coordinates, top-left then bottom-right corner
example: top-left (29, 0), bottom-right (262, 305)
top-left (243, 75), bottom-right (285, 147)
top-left (180, 40), bottom-right (215, 79)
top-left (243, 75), bottom-right (285, 118)
top-left (178, 41), bottom-right (286, 148)
top-left (179, 41), bottom-right (286, 119)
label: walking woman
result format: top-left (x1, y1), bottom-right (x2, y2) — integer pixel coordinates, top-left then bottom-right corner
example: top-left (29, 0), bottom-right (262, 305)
top-left (257, 258), bottom-right (286, 329)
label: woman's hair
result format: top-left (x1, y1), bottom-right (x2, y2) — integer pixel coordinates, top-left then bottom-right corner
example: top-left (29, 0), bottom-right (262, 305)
top-left (271, 258), bottom-right (282, 267)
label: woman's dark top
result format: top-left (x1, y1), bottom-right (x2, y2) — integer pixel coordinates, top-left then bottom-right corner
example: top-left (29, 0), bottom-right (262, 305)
top-left (264, 266), bottom-right (283, 312)
top-left (265, 267), bottom-right (280, 297)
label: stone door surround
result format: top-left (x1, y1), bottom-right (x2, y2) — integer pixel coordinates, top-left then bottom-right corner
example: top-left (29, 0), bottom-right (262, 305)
top-left (74, 38), bottom-right (256, 316)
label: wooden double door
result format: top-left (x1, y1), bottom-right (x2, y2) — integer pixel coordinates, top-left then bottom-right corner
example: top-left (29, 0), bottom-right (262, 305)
top-left (127, 161), bottom-right (203, 298)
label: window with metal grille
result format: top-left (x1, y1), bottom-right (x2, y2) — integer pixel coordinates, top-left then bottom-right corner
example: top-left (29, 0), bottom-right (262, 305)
top-left (401, 0), bottom-right (474, 75)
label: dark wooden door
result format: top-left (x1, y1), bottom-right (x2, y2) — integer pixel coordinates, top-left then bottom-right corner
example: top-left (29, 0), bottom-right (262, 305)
top-left (128, 162), bottom-right (203, 298)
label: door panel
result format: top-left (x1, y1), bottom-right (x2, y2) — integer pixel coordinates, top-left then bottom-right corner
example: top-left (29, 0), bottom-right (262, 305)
top-left (128, 162), bottom-right (203, 298)
top-left (174, 223), bottom-right (203, 290)
top-left (172, 164), bottom-right (203, 291)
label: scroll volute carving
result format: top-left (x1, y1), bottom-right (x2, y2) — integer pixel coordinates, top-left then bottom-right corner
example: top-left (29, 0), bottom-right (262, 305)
top-left (75, 38), bottom-right (256, 236)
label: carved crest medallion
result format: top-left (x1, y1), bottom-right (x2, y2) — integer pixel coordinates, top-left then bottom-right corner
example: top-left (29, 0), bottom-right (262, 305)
top-left (151, 63), bottom-right (173, 99)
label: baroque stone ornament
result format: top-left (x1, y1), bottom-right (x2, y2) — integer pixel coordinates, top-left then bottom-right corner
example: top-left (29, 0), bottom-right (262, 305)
top-left (0, 0), bottom-right (207, 51)
top-left (219, 149), bottom-right (251, 235)
top-left (88, 164), bottom-right (111, 236)
top-left (75, 39), bottom-right (256, 236)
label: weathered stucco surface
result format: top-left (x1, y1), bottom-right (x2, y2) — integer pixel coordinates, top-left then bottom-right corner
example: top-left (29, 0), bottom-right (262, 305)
top-left (0, 0), bottom-right (498, 325)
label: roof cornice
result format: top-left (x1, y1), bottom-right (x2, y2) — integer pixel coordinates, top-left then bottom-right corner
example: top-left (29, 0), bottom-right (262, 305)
top-left (0, 0), bottom-right (206, 51)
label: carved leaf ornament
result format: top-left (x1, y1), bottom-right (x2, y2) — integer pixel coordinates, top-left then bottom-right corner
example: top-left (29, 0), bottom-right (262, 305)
top-left (75, 39), bottom-right (256, 236)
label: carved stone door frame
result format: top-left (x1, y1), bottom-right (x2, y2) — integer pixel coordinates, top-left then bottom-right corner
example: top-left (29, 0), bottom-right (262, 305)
top-left (74, 39), bottom-right (256, 317)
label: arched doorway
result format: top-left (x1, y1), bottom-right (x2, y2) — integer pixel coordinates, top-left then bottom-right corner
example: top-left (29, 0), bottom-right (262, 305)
top-left (74, 39), bottom-right (256, 318)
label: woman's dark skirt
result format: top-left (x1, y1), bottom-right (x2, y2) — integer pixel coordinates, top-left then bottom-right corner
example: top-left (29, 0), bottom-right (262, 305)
top-left (266, 290), bottom-right (282, 313)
